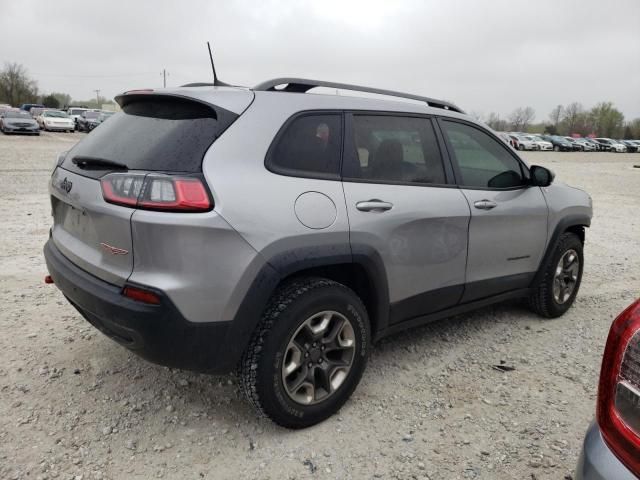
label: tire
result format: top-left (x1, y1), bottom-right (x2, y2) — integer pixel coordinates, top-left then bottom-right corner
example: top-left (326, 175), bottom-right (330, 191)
top-left (528, 232), bottom-right (583, 318)
top-left (239, 277), bottom-right (371, 428)
top-left (553, 145), bottom-right (560, 152)
top-left (518, 144), bottom-right (525, 151)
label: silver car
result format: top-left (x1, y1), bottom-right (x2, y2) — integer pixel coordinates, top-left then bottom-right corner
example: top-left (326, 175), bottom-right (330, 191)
top-left (575, 299), bottom-right (640, 479)
top-left (44, 78), bottom-right (593, 428)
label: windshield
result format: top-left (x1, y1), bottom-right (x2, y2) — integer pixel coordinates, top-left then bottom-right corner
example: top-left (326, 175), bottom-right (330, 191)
top-left (4, 111), bottom-right (32, 119)
top-left (44, 111), bottom-right (69, 118)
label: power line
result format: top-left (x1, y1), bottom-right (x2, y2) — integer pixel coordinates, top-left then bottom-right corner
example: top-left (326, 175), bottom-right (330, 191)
top-left (31, 72), bottom-right (158, 78)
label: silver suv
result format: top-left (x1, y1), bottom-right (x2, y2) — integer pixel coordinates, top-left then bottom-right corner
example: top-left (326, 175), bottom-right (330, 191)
top-left (44, 78), bottom-right (592, 428)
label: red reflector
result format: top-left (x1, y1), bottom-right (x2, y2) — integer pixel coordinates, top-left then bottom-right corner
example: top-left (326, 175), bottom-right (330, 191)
top-left (44, 275), bottom-right (54, 284)
top-left (123, 286), bottom-right (161, 305)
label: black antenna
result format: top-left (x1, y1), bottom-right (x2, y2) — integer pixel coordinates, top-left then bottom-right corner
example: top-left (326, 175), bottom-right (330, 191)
top-left (207, 42), bottom-right (217, 84)
top-left (207, 41), bottom-right (229, 87)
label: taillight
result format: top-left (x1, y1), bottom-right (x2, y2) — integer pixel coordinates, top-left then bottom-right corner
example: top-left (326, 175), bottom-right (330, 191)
top-left (101, 173), bottom-right (212, 212)
top-left (597, 298), bottom-right (640, 476)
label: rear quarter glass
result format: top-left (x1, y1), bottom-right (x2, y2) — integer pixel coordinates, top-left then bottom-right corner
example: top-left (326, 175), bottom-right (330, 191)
top-left (60, 95), bottom-right (239, 179)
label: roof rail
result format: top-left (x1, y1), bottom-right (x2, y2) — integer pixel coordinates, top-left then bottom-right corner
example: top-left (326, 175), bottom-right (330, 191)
top-left (253, 78), bottom-right (464, 113)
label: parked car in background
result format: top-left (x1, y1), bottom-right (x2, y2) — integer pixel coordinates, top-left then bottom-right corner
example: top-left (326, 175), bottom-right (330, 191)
top-left (572, 138), bottom-right (597, 152)
top-left (76, 110), bottom-right (101, 132)
top-left (530, 136), bottom-right (553, 151)
top-left (595, 138), bottom-right (627, 153)
top-left (585, 137), bottom-right (607, 151)
top-left (575, 299), bottom-right (640, 479)
top-left (94, 111), bottom-right (115, 128)
top-left (497, 132), bottom-right (514, 147)
top-left (542, 135), bottom-right (573, 152)
top-left (30, 107), bottom-right (45, 118)
top-left (20, 103), bottom-right (44, 112)
top-left (40, 110), bottom-right (75, 132)
top-left (0, 109), bottom-right (40, 135)
top-left (619, 140), bottom-right (639, 153)
top-left (33, 108), bottom-right (53, 128)
top-left (509, 134), bottom-right (538, 151)
top-left (564, 137), bottom-right (586, 151)
top-left (66, 107), bottom-right (90, 129)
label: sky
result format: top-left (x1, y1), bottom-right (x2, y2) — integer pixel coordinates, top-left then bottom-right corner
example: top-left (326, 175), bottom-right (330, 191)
top-left (1, 0), bottom-right (639, 121)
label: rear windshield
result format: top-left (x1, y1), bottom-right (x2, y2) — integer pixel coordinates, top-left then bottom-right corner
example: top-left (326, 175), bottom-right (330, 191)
top-left (61, 95), bottom-right (238, 177)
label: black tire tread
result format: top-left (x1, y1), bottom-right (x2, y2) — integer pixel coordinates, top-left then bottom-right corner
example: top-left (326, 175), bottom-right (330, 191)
top-left (238, 277), bottom-right (354, 422)
top-left (528, 232), bottom-right (581, 318)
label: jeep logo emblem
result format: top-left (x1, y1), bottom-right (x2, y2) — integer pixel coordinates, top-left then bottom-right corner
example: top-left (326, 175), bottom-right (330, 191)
top-left (60, 177), bottom-right (72, 193)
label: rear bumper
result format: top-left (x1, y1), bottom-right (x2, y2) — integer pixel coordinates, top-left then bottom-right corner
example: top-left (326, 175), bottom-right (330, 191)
top-left (575, 421), bottom-right (635, 480)
top-left (44, 239), bottom-right (242, 373)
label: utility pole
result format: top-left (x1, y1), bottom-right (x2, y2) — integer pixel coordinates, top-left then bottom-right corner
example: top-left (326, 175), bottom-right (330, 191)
top-left (94, 89), bottom-right (101, 108)
top-left (161, 69), bottom-right (168, 88)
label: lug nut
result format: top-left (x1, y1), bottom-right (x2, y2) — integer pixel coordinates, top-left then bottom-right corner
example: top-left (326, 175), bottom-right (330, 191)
top-left (321, 345), bottom-right (325, 351)
top-left (308, 362), bottom-right (313, 368)
top-left (318, 358), bottom-right (323, 364)
top-left (304, 352), bottom-right (309, 358)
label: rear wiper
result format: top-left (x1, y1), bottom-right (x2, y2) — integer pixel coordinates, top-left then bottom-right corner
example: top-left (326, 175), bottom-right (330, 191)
top-left (72, 156), bottom-right (128, 170)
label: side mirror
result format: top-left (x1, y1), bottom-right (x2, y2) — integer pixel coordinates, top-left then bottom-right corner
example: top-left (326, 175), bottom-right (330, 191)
top-left (529, 165), bottom-right (555, 187)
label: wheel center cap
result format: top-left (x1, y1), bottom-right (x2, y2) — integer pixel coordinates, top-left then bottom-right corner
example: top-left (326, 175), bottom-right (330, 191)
top-left (309, 348), bottom-right (322, 363)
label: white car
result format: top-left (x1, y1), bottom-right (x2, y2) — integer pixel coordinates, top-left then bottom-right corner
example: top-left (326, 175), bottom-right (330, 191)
top-left (595, 138), bottom-right (627, 153)
top-left (40, 110), bottom-right (75, 132)
top-left (530, 136), bottom-right (553, 151)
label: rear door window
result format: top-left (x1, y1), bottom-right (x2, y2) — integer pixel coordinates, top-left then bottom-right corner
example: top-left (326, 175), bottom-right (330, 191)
top-left (266, 114), bottom-right (342, 179)
top-left (61, 96), bottom-right (238, 178)
top-left (343, 115), bottom-right (446, 185)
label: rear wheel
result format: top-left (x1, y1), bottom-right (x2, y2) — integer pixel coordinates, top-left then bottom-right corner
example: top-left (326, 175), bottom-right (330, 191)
top-left (518, 144), bottom-right (525, 151)
top-left (553, 145), bottom-right (560, 152)
top-left (239, 278), bottom-right (370, 428)
top-left (529, 232), bottom-right (583, 318)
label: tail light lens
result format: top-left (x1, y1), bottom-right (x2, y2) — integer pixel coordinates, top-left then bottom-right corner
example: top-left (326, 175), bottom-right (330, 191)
top-left (101, 173), bottom-right (212, 212)
top-left (597, 298), bottom-right (640, 476)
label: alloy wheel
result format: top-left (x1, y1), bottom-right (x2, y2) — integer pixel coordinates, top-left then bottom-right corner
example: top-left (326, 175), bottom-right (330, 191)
top-left (553, 249), bottom-right (580, 304)
top-left (281, 311), bottom-right (356, 405)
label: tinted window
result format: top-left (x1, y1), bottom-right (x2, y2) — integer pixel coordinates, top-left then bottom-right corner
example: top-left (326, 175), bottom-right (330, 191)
top-left (268, 114), bottom-right (342, 178)
top-left (61, 96), bottom-right (237, 178)
top-left (441, 121), bottom-right (525, 189)
top-left (344, 115), bottom-right (445, 184)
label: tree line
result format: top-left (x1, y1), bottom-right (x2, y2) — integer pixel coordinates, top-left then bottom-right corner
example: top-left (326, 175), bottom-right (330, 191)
top-left (2, 61), bottom-right (638, 138)
top-left (0, 62), bottom-right (113, 110)
top-left (482, 101), bottom-right (639, 139)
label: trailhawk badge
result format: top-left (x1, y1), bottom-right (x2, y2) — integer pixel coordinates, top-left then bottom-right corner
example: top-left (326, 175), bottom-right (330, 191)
top-left (100, 243), bottom-right (129, 255)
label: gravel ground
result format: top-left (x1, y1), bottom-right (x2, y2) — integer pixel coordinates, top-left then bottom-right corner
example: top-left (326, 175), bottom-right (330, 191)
top-left (0, 131), bottom-right (639, 480)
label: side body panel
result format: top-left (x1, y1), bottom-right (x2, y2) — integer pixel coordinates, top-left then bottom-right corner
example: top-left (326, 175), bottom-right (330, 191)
top-left (459, 186), bottom-right (548, 301)
top-left (343, 182), bottom-right (470, 321)
top-left (128, 209), bottom-right (264, 324)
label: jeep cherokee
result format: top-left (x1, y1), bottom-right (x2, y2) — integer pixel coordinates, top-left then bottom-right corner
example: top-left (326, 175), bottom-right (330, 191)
top-left (44, 78), bottom-right (593, 428)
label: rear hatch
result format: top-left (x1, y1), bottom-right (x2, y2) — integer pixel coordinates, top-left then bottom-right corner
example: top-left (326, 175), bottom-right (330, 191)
top-left (50, 89), bottom-right (252, 286)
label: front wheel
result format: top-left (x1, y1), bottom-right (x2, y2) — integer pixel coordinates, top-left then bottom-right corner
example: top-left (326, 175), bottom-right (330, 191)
top-left (528, 232), bottom-right (583, 318)
top-left (239, 278), bottom-right (371, 428)
top-left (553, 145), bottom-right (560, 152)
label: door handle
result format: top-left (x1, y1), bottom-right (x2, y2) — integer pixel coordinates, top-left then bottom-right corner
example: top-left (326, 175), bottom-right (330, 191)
top-left (473, 199), bottom-right (497, 210)
top-left (356, 200), bottom-right (393, 212)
